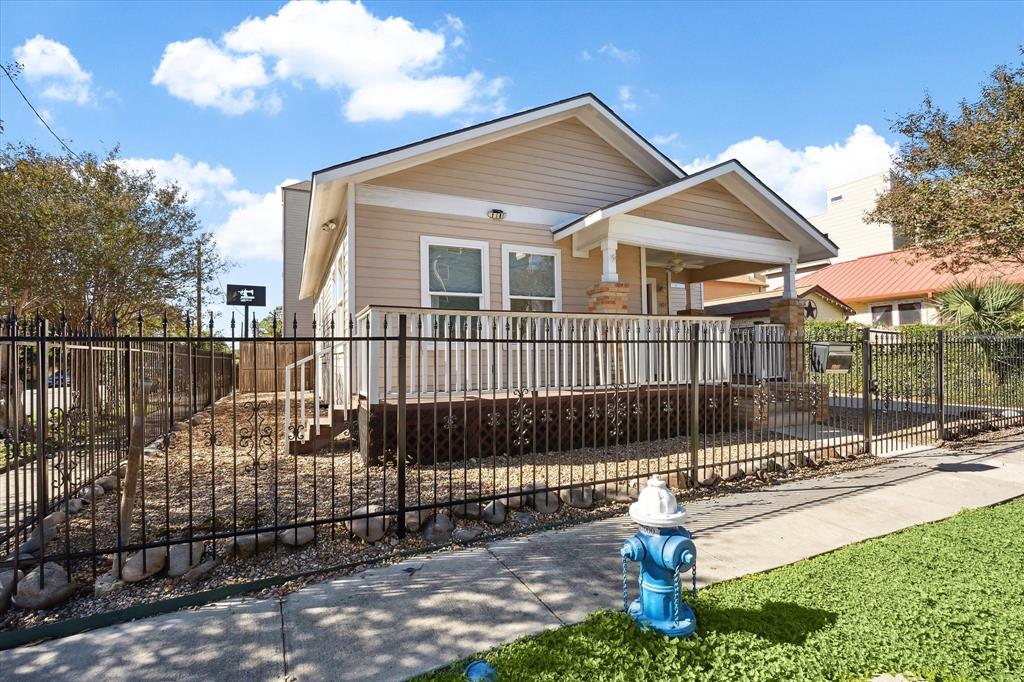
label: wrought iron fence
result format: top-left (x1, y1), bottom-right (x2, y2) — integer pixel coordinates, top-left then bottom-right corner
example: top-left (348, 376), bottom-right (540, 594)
top-left (1, 310), bottom-right (1021, 608)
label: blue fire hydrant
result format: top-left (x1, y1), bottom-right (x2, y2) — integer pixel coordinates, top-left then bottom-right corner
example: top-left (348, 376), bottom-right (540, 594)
top-left (620, 475), bottom-right (697, 637)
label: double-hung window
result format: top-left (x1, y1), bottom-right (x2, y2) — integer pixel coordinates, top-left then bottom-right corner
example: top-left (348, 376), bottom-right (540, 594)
top-left (420, 236), bottom-right (490, 311)
top-left (871, 305), bottom-right (893, 326)
top-left (501, 245), bottom-right (561, 312)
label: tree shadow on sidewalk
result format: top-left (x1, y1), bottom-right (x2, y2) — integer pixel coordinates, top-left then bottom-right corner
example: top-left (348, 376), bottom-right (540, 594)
top-left (696, 600), bottom-right (837, 644)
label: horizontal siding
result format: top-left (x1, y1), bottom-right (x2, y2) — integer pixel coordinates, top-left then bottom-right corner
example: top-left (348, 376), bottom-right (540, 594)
top-left (355, 204), bottom-right (642, 313)
top-left (374, 118), bottom-right (660, 214)
top-left (630, 179), bottom-right (783, 239)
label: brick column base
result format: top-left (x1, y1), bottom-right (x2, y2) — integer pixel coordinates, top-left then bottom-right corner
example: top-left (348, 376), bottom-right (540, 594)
top-left (769, 298), bottom-right (805, 382)
top-left (587, 282), bottom-right (629, 314)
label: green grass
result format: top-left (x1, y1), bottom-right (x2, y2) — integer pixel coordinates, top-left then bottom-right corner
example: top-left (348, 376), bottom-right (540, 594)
top-left (420, 499), bottom-right (1024, 682)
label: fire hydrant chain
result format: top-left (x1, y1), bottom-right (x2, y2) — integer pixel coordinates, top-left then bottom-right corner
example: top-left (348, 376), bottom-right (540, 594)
top-left (691, 561), bottom-right (698, 600)
top-left (673, 565), bottom-right (682, 623)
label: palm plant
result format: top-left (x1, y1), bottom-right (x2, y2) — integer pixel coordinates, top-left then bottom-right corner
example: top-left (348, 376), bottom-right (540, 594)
top-left (937, 278), bottom-right (1024, 334)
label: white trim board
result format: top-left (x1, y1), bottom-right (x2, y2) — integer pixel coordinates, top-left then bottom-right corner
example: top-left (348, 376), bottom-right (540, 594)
top-left (358, 185), bottom-right (580, 227)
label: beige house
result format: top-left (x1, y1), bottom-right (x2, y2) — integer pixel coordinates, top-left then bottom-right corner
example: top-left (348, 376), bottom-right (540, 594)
top-left (284, 93), bottom-right (840, 453)
top-left (705, 285), bottom-right (854, 327)
top-left (296, 94), bottom-right (837, 330)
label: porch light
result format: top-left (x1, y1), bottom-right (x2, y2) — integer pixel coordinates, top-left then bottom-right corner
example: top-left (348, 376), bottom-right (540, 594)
top-left (487, 208), bottom-right (506, 221)
top-left (321, 219), bottom-right (337, 232)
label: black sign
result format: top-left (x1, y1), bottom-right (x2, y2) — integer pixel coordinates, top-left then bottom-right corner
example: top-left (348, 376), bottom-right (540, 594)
top-left (226, 284), bottom-right (266, 307)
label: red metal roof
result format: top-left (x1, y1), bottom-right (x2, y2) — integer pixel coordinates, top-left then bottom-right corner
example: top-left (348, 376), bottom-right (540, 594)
top-left (796, 249), bottom-right (1024, 303)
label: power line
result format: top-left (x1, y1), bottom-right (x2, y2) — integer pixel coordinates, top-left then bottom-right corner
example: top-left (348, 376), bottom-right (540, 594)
top-left (1, 62), bottom-right (83, 162)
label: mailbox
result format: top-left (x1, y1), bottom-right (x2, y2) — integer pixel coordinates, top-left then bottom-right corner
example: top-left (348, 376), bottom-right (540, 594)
top-left (811, 342), bottom-right (854, 374)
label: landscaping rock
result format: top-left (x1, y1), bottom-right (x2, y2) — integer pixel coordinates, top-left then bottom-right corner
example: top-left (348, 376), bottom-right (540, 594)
top-left (421, 513), bottom-right (454, 544)
top-left (452, 503), bottom-right (483, 520)
top-left (120, 547), bottom-right (168, 582)
top-left (513, 511), bottom-right (536, 526)
top-left (345, 505), bottom-right (390, 543)
top-left (229, 532), bottom-right (277, 558)
top-left (43, 510), bottom-right (66, 529)
top-left (666, 471), bottom-right (693, 490)
top-left (598, 482), bottom-right (639, 503)
top-left (191, 414), bottom-right (209, 425)
top-left (96, 475), bottom-right (119, 492)
top-left (143, 447), bottom-right (162, 458)
top-left (1, 569), bottom-right (23, 608)
top-left (404, 509), bottom-right (433, 533)
top-left (700, 471), bottom-right (722, 488)
top-left (482, 500), bottom-right (506, 525)
top-left (725, 468), bottom-right (746, 483)
top-left (61, 498), bottom-right (85, 515)
top-left (453, 527), bottom-right (483, 543)
top-left (18, 523), bottom-right (57, 556)
top-left (532, 491), bottom-right (560, 514)
top-left (559, 486), bottom-right (595, 509)
top-left (118, 461), bottom-right (129, 478)
top-left (279, 526), bottom-right (316, 547)
top-left (172, 422), bottom-right (190, 432)
top-left (93, 572), bottom-right (125, 596)
top-left (184, 558), bottom-right (219, 583)
top-left (168, 541), bottom-right (206, 577)
top-left (503, 488), bottom-right (526, 508)
top-left (13, 563), bottom-right (76, 609)
top-left (78, 483), bottom-right (105, 501)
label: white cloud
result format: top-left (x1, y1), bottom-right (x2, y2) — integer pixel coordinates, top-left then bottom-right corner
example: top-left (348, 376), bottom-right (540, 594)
top-left (152, 38), bottom-right (271, 115)
top-left (597, 43), bottom-right (638, 63)
top-left (215, 180), bottom-right (300, 261)
top-left (118, 154), bottom-right (237, 204)
top-left (651, 132), bottom-right (679, 146)
top-left (618, 85), bottom-right (637, 111)
top-left (152, 1), bottom-right (504, 121)
top-left (683, 125), bottom-right (896, 215)
top-left (13, 35), bottom-right (94, 104)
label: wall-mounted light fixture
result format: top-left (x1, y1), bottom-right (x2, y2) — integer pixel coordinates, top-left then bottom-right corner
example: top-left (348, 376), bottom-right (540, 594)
top-left (321, 220), bottom-right (337, 232)
top-left (487, 208), bottom-right (506, 221)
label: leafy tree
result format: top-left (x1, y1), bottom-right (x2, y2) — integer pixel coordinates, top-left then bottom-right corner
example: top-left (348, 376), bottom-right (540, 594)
top-left (868, 51), bottom-right (1024, 273)
top-left (937, 278), bottom-right (1024, 334)
top-left (0, 143), bottom-right (228, 329)
top-left (256, 305), bottom-right (284, 337)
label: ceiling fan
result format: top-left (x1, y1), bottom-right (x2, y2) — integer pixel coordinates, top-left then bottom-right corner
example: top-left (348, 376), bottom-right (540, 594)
top-left (666, 257), bottom-right (704, 274)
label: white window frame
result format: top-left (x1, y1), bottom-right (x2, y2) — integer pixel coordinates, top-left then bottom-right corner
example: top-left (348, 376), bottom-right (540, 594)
top-left (501, 244), bottom-right (562, 312)
top-left (420, 235), bottom-right (490, 310)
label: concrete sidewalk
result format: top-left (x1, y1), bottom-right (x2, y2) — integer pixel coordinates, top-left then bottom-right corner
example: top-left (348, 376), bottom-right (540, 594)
top-left (3, 434), bottom-right (1023, 681)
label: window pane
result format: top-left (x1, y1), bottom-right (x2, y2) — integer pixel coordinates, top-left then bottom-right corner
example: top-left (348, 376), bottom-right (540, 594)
top-left (430, 295), bottom-right (480, 311)
top-left (510, 298), bottom-right (554, 312)
top-left (508, 252), bottom-right (555, 297)
top-left (871, 305), bottom-right (893, 326)
top-left (898, 302), bottom-right (922, 325)
top-left (428, 245), bottom-right (482, 294)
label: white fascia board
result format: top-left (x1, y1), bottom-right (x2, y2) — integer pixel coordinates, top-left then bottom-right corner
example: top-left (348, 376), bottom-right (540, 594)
top-left (609, 214), bottom-right (799, 265)
top-left (357, 185), bottom-right (580, 227)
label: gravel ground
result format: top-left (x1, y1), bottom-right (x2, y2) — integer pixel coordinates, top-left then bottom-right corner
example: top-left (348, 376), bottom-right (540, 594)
top-left (2, 389), bottom-right (994, 633)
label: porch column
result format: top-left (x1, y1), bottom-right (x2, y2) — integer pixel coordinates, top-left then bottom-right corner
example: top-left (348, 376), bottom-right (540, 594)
top-left (588, 239), bottom-right (629, 313)
top-left (679, 282), bottom-right (704, 316)
top-left (769, 261), bottom-right (805, 381)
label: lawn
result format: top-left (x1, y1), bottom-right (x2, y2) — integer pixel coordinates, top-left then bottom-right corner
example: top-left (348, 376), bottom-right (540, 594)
top-left (420, 499), bottom-right (1024, 682)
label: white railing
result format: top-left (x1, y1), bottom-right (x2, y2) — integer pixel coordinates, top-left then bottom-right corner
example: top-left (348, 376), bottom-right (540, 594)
top-left (355, 307), bottom-right (733, 402)
top-left (283, 340), bottom-right (350, 443)
top-left (731, 324), bottom-right (786, 382)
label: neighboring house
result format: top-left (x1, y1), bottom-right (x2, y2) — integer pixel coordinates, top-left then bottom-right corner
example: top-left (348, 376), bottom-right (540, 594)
top-left (295, 93), bottom-right (837, 330)
top-left (795, 249), bottom-right (1024, 327)
top-left (704, 273), bottom-right (768, 302)
top-left (705, 285), bottom-right (854, 327)
top-left (282, 180), bottom-right (315, 333)
top-left (764, 172), bottom-right (902, 289)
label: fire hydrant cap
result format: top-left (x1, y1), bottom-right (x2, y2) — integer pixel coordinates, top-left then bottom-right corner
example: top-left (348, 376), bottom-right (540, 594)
top-left (628, 475), bottom-right (687, 527)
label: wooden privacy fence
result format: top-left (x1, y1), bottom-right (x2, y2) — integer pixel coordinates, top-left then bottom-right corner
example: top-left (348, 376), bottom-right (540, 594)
top-left (237, 340), bottom-right (314, 392)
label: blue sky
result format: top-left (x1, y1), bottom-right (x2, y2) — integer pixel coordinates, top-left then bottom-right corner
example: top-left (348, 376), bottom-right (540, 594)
top-left (2, 0), bottom-right (1021, 328)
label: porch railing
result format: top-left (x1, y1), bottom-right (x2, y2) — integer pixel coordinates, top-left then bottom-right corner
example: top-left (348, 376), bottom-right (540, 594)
top-left (353, 307), bottom-right (732, 403)
top-left (731, 324), bottom-right (786, 383)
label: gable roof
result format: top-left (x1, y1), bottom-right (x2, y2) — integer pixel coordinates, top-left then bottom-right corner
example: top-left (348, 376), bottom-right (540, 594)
top-left (796, 249), bottom-right (1024, 303)
top-left (552, 159), bottom-right (839, 262)
top-left (299, 93), bottom-right (686, 298)
top-left (705, 284), bottom-right (855, 318)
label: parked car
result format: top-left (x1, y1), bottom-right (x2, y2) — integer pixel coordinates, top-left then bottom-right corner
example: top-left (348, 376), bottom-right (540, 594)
top-left (47, 373), bottom-right (71, 388)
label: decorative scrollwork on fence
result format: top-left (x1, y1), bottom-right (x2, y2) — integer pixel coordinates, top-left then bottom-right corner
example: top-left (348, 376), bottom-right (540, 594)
top-left (510, 388), bottom-right (533, 448)
top-left (239, 400), bottom-right (274, 474)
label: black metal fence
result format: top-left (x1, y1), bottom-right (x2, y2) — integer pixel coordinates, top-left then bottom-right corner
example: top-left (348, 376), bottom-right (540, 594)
top-left (1, 310), bottom-right (1022, 607)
